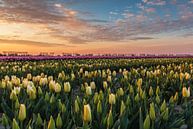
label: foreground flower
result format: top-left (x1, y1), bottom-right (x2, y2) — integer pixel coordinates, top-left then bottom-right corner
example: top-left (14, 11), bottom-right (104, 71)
top-left (109, 93), bottom-right (116, 105)
top-left (83, 104), bottom-right (92, 123)
top-left (144, 114), bottom-right (150, 129)
top-left (182, 87), bottom-right (190, 98)
top-left (107, 109), bottom-right (113, 128)
top-left (64, 82), bottom-right (71, 93)
top-left (48, 116), bottom-right (56, 129)
top-left (149, 103), bottom-right (156, 121)
top-left (12, 119), bottom-right (20, 129)
top-left (36, 113), bottom-right (43, 126)
top-left (86, 86), bottom-right (92, 96)
top-left (10, 90), bottom-right (17, 100)
top-left (120, 101), bottom-right (126, 116)
top-left (97, 100), bottom-right (102, 114)
top-left (56, 113), bottom-right (63, 129)
top-left (2, 114), bottom-right (8, 127)
top-left (55, 83), bottom-right (61, 93)
top-left (18, 104), bottom-right (26, 121)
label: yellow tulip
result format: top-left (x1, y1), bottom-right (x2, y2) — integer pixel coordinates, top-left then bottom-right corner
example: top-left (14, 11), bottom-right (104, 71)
top-left (56, 113), bottom-right (63, 129)
top-left (64, 82), bottom-right (71, 93)
top-left (174, 92), bottom-right (178, 102)
top-left (103, 81), bottom-right (108, 89)
top-left (109, 93), bottom-right (116, 105)
top-left (55, 83), bottom-right (61, 93)
top-left (10, 90), bottom-right (17, 101)
top-left (182, 87), bottom-right (190, 98)
top-left (143, 114), bottom-right (150, 129)
top-left (83, 104), bottom-right (92, 123)
top-left (149, 103), bottom-right (156, 121)
top-left (18, 104), bottom-right (26, 121)
top-left (90, 81), bottom-right (96, 90)
top-left (12, 119), bottom-right (20, 129)
top-left (149, 86), bottom-right (154, 97)
top-left (85, 86), bottom-right (92, 96)
top-left (48, 116), bottom-right (55, 129)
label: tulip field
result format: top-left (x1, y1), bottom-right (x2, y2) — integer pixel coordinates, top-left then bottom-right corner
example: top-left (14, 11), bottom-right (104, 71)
top-left (0, 58), bottom-right (193, 129)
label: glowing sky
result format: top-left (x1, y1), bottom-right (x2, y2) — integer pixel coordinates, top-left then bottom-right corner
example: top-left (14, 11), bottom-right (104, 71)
top-left (0, 0), bottom-right (193, 54)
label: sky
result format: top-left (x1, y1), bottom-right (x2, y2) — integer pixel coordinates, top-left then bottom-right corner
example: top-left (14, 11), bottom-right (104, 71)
top-left (0, 0), bottom-right (193, 55)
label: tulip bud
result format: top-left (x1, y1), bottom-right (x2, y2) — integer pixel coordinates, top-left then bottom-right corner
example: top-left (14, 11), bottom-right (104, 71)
top-left (99, 90), bottom-right (104, 101)
top-left (48, 116), bottom-right (56, 129)
top-left (126, 96), bottom-right (131, 106)
top-left (71, 73), bottom-right (75, 81)
top-left (169, 96), bottom-right (174, 104)
top-left (83, 104), bottom-right (92, 123)
top-left (129, 85), bottom-right (134, 95)
top-left (117, 88), bottom-right (124, 96)
top-left (2, 113), bottom-right (8, 127)
top-left (149, 103), bottom-right (156, 121)
top-left (90, 81), bottom-right (96, 90)
top-left (103, 81), bottom-right (108, 89)
top-left (50, 94), bottom-right (55, 104)
top-left (56, 113), bottom-right (63, 129)
top-left (143, 114), bottom-right (150, 129)
top-left (135, 93), bottom-right (140, 102)
top-left (86, 86), bottom-right (92, 96)
top-left (12, 119), bottom-right (20, 129)
top-left (36, 113), bottom-right (43, 126)
top-left (49, 81), bottom-right (56, 92)
top-left (97, 100), bottom-right (102, 114)
top-left (155, 95), bottom-right (160, 104)
top-left (55, 83), bottom-right (61, 93)
top-left (10, 90), bottom-right (17, 101)
top-left (174, 92), bottom-right (178, 102)
top-left (75, 99), bottom-right (80, 113)
top-left (160, 100), bottom-right (166, 112)
top-left (149, 86), bottom-right (153, 97)
top-left (120, 101), bottom-right (126, 116)
top-left (107, 109), bottom-right (113, 128)
top-left (61, 104), bottom-right (66, 113)
top-left (38, 87), bottom-right (43, 95)
top-left (156, 86), bottom-right (160, 95)
top-left (64, 82), bottom-right (71, 93)
top-left (7, 81), bottom-right (13, 90)
top-left (27, 85), bottom-right (36, 100)
top-left (109, 93), bottom-right (116, 105)
top-left (27, 73), bottom-right (32, 80)
top-left (15, 98), bottom-right (20, 109)
top-left (182, 87), bottom-right (188, 98)
top-left (94, 92), bottom-right (99, 104)
top-left (142, 91), bottom-right (146, 100)
top-left (45, 92), bottom-right (50, 102)
top-left (107, 76), bottom-right (112, 82)
top-left (137, 78), bottom-right (142, 88)
top-left (161, 107), bottom-right (169, 121)
top-left (182, 87), bottom-right (191, 98)
top-left (18, 104), bottom-right (26, 121)
top-left (112, 71), bottom-right (116, 77)
top-left (14, 87), bottom-right (21, 95)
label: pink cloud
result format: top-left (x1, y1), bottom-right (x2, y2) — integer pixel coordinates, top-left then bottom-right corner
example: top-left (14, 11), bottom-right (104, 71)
top-left (145, 8), bottom-right (155, 13)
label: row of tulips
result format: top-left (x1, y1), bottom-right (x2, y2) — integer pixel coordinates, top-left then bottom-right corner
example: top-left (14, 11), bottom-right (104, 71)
top-left (0, 58), bottom-right (193, 129)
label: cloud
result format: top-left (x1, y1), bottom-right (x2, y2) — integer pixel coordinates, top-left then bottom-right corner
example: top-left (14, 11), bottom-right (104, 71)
top-left (145, 8), bottom-right (155, 13)
top-left (189, 0), bottom-right (193, 4)
top-left (146, 0), bottom-right (166, 6)
top-left (0, 0), bottom-right (193, 45)
top-left (143, 0), bottom-right (149, 3)
top-left (130, 37), bottom-right (155, 41)
top-left (0, 38), bottom-right (73, 47)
